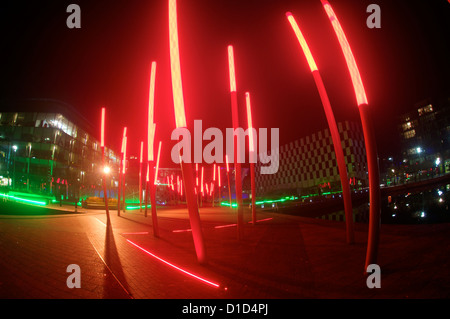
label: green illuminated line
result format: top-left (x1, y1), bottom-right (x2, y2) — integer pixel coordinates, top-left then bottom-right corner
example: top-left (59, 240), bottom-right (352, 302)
top-left (220, 202), bottom-right (238, 208)
top-left (0, 193), bottom-right (47, 206)
top-left (126, 205), bottom-right (151, 210)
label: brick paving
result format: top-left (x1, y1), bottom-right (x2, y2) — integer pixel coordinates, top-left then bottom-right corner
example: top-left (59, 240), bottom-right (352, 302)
top-left (0, 203), bottom-right (449, 299)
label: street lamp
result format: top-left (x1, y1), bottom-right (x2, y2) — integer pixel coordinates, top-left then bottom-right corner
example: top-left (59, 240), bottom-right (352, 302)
top-left (103, 166), bottom-right (111, 174)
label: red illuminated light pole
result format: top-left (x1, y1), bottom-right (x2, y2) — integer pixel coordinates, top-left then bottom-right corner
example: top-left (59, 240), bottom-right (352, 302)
top-left (286, 12), bottom-right (354, 244)
top-left (147, 61), bottom-right (159, 237)
top-left (139, 141), bottom-right (143, 212)
top-left (154, 141), bottom-right (162, 186)
top-left (320, 0), bottom-right (381, 268)
top-left (217, 165), bottom-right (221, 206)
top-left (245, 92), bottom-right (256, 224)
top-left (228, 45), bottom-right (244, 240)
top-left (226, 155), bottom-right (232, 206)
top-left (200, 166), bottom-right (204, 207)
top-left (122, 135), bottom-right (127, 213)
top-left (169, 0), bottom-right (206, 264)
top-left (118, 127), bottom-right (126, 216)
top-left (100, 107), bottom-right (109, 216)
top-left (212, 164), bottom-right (216, 207)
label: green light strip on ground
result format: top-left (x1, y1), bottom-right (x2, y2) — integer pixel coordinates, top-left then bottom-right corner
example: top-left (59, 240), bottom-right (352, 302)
top-left (0, 193), bottom-right (47, 206)
top-left (220, 195), bottom-right (301, 208)
top-left (9, 191), bottom-right (54, 201)
top-left (220, 202), bottom-right (238, 208)
top-left (126, 205), bottom-right (151, 210)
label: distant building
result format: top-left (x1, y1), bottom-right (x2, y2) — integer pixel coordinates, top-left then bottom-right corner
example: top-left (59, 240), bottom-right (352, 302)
top-left (398, 97), bottom-right (450, 178)
top-left (0, 99), bottom-right (120, 200)
top-left (254, 121), bottom-right (368, 197)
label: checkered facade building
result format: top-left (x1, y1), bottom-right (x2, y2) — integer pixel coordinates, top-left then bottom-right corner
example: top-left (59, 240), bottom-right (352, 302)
top-left (255, 121), bottom-right (367, 196)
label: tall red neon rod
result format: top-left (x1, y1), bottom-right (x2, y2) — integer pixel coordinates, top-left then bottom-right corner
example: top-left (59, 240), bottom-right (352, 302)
top-left (225, 155), bottom-right (232, 206)
top-left (227, 45), bottom-right (244, 240)
top-left (212, 164), bottom-right (216, 207)
top-left (168, 0), bottom-right (206, 264)
top-left (100, 107), bottom-right (109, 216)
top-left (320, 0), bottom-right (380, 267)
top-left (139, 141), bottom-right (143, 212)
top-left (146, 61), bottom-right (159, 237)
top-left (118, 127), bottom-right (126, 216)
top-left (217, 165), bottom-right (221, 206)
top-left (154, 141), bottom-right (162, 186)
top-left (286, 12), bottom-right (354, 244)
top-left (122, 135), bottom-right (127, 213)
top-left (245, 92), bottom-right (256, 224)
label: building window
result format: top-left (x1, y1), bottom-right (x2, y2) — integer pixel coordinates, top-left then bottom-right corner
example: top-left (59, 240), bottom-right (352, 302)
top-left (418, 104), bottom-right (433, 116)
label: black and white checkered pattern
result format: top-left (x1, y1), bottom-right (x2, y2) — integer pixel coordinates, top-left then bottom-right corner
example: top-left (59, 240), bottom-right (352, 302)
top-left (255, 121), bottom-right (367, 195)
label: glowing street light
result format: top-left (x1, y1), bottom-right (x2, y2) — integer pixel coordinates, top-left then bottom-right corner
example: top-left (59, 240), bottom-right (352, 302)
top-left (169, 0), bottom-right (206, 264)
top-left (103, 166), bottom-right (111, 174)
top-left (320, 0), bottom-right (380, 267)
top-left (227, 44), bottom-right (244, 240)
top-left (286, 11), bottom-right (354, 244)
top-left (245, 92), bottom-right (256, 225)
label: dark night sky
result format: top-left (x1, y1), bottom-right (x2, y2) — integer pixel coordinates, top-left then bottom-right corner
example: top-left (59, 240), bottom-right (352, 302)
top-left (1, 0), bottom-right (449, 168)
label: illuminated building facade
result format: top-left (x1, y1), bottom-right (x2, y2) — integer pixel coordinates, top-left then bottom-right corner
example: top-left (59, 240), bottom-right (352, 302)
top-left (255, 121), bottom-right (367, 197)
top-left (0, 99), bottom-right (120, 200)
top-left (399, 97), bottom-right (450, 176)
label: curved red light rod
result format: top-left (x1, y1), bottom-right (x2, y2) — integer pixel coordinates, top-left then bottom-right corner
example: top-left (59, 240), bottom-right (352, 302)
top-left (200, 166), bottom-right (204, 194)
top-left (100, 107), bottom-right (105, 147)
top-left (169, 0), bottom-right (187, 128)
top-left (227, 45), bottom-right (237, 93)
top-left (148, 61), bottom-right (157, 161)
top-left (227, 45), bottom-right (244, 240)
top-left (169, 0), bottom-right (206, 264)
top-left (320, 1), bottom-right (367, 106)
top-left (126, 239), bottom-right (221, 289)
top-left (118, 126), bottom-right (127, 216)
top-left (320, 0), bottom-right (381, 268)
top-left (286, 12), bottom-right (354, 244)
top-left (122, 137), bottom-right (127, 174)
top-left (217, 165), bottom-right (221, 187)
top-left (245, 92), bottom-right (256, 224)
top-left (154, 141), bottom-right (162, 185)
top-left (100, 107), bottom-right (109, 215)
top-left (139, 141), bottom-right (143, 211)
top-left (225, 155), bottom-right (232, 206)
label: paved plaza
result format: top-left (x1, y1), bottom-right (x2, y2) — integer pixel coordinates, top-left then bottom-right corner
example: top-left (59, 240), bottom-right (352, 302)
top-left (0, 203), bottom-right (449, 299)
